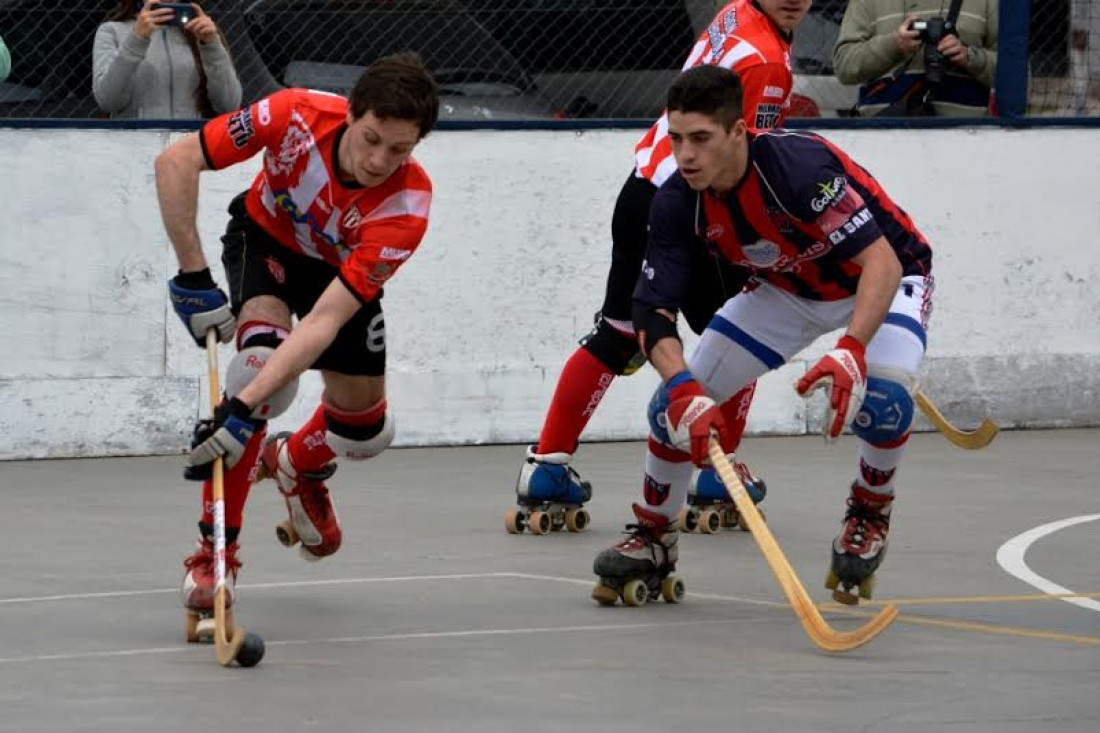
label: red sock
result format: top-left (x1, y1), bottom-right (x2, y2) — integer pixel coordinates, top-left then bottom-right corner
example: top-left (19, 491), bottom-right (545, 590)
top-left (717, 382), bottom-right (757, 454)
top-left (537, 347), bottom-right (616, 455)
top-left (287, 403), bottom-right (337, 473)
top-left (200, 426), bottom-right (267, 531)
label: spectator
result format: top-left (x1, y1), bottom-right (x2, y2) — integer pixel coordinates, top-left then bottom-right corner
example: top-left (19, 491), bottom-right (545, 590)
top-left (834, 0), bottom-right (998, 116)
top-left (1072, 0), bottom-right (1100, 113)
top-left (0, 32), bottom-right (10, 84)
top-left (93, 1), bottom-right (241, 119)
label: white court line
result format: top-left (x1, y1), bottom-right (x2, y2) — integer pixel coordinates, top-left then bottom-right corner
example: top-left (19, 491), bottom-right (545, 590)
top-left (0, 618), bottom-right (766, 665)
top-left (996, 514), bottom-right (1100, 613)
top-left (0, 573), bottom-right (517, 606)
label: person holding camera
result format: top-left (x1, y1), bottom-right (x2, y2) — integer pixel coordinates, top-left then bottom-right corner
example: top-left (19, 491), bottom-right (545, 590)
top-left (93, 1), bottom-right (241, 119)
top-left (833, 1), bottom-right (998, 117)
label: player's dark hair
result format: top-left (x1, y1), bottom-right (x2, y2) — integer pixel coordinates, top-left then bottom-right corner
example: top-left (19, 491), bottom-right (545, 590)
top-left (349, 52), bottom-right (440, 139)
top-left (666, 65), bottom-right (743, 130)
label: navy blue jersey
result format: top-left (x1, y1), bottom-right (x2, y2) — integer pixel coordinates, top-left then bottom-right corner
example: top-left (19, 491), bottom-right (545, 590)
top-left (636, 130), bottom-right (933, 308)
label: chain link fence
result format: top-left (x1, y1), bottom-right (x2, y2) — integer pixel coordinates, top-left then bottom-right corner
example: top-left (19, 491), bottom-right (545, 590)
top-left (0, 1), bottom-right (1097, 121)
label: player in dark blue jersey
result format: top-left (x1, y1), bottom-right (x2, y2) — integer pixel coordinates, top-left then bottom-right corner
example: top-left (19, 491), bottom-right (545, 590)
top-left (592, 64), bottom-right (934, 607)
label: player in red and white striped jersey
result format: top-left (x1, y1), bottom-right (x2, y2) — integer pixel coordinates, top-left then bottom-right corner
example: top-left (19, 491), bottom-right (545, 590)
top-left (155, 53), bottom-right (439, 619)
top-left (510, 0), bottom-right (810, 534)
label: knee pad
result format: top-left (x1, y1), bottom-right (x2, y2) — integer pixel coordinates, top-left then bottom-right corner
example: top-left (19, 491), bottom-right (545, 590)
top-left (225, 323), bottom-right (297, 420)
top-left (646, 382), bottom-right (674, 446)
top-left (324, 398), bottom-right (395, 461)
top-left (852, 370), bottom-right (915, 445)
top-left (580, 317), bottom-right (645, 376)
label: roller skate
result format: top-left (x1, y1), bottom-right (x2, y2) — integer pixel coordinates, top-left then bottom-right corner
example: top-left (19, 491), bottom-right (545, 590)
top-left (506, 446), bottom-right (593, 535)
top-left (679, 459), bottom-right (766, 534)
top-left (591, 504), bottom-right (685, 606)
top-left (181, 530), bottom-right (241, 643)
top-left (825, 484), bottom-right (893, 605)
top-left (258, 432), bottom-right (342, 561)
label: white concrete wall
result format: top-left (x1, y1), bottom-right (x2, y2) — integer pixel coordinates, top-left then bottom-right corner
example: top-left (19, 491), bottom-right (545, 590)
top-left (1, 126), bottom-right (1098, 460)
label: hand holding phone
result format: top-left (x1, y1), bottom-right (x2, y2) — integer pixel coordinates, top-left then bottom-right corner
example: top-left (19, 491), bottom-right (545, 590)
top-left (151, 3), bottom-right (195, 27)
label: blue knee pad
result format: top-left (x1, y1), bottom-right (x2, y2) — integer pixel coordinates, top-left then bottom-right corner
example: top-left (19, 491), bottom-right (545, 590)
top-left (647, 382), bottom-right (673, 446)
top-left (852, 376), bottom-right (914, 444)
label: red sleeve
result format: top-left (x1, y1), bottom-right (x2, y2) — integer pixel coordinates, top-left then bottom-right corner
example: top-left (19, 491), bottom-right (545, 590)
top-left (738, 63), bottom-right (792, 132)
top-left (199, 89), bottom-right (298, 170)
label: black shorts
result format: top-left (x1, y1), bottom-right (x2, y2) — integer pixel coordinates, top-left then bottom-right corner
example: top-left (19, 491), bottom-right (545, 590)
top-left (602, 172), bottom-right (750, 335)
top-left (220, 192), bottom-right (386, 377)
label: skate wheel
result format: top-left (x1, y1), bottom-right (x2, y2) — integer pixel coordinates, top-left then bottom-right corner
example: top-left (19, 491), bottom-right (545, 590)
top-left (564, 507), bottom-right (589, 533)
top-left (621, 579), bottom-right (649, 607)
top-left (660, 575), bottom-right (685, 604)
top-left (504, 508), bottom-right (527, 534)
top-left (591, 582), bottom-right (620, 607)
top-left (528, 511), bottom-right (551, 535)
top-left (832, 588), bottom-right (860, 606)
top-left (699, 509), bottom-right (721, 534)
top-left (184, 610), bottom-right (205, 643)
top-left (858, 574), bottom-right (877, 600)
top-left (678, 507), bottom-right (698, 533)
top-left (235, 632), bottom-right (266, 668)
top-left (276, 520), bottom-right (300, 547)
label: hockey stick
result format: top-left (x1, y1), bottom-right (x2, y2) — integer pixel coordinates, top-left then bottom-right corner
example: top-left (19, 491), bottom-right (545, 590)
top-left (204, 330), bottom-right (264, 667)
top-left (708, 435), bottom-right (898, 652)
top-left (915, 391), bottom-right (999, 450)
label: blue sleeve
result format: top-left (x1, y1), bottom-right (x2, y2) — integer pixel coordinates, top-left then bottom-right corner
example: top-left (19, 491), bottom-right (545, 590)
top-left (633, 175), bottom-right (698, 310)
top-left (756, 134), bottom-right (884, 261)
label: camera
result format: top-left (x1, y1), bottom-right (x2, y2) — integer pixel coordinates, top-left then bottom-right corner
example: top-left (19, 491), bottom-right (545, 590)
top-left (909, 16), bottom-right (957, 85)
top-left (151, 3), bottom-right (195, 27)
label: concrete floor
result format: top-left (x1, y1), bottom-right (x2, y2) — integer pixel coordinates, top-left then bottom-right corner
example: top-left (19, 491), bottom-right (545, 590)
top-left (1, 429), bottom-right (1098, 732)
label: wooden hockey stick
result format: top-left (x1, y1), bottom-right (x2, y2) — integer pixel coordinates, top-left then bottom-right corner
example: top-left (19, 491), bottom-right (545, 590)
top-left (708, 436), bottom-right (898, 652)
top-left (915, 391), bottom-right (999, 450)
top-left (205, 330), bottom-right (247, 666)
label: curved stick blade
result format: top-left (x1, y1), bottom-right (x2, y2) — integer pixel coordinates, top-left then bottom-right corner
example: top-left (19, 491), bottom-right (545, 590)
top-left (708, 437), bottom-right (898, 652)
top-left (916, 392), bottom-right (999, 450)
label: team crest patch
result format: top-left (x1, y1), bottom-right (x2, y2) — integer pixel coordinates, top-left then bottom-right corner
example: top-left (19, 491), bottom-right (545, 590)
top-left (343, 206), bottom-right (363, 230)
top-left (742, 239), bottom-right (781, 268)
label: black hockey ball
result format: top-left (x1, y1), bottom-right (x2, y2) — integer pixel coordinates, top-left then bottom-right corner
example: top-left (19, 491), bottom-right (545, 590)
top-left (236, 632), bottom-right (265, 668)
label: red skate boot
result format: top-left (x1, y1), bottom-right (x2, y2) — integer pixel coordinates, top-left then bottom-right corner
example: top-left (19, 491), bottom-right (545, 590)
top-left (258, 432), bottom-right (342, 561)
top-left (591, 504), bottom-right (684, 607)
top-left (181, 533), bottom-right (241, 642)
top-left (825, 483), bottom-right (893, 605)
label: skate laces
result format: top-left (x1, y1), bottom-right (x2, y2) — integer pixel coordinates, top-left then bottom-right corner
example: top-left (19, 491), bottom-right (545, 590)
top-left (184, 541), bottom-right (241, 574)
top-left (841, 496), bottom-right (890, 552)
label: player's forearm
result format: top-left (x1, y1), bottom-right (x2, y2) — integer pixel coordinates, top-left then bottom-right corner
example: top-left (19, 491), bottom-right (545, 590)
top-left (155, 135), bottom-right (208, 272)
top-left (846, 239), bottom-right (902, 346)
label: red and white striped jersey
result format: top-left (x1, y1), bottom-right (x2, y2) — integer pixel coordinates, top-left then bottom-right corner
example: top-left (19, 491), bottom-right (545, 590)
top-left (635, 0), bottom-right (794, 187)
top-left (200, 88), bottom-right (432, 303)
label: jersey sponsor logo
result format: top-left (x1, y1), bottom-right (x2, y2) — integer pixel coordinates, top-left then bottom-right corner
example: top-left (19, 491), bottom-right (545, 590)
top-left (257, 99), bottom-right (272, 126)
top-left (265, 255), bottom-right (286, 284)
top-left (811, 176), bottom-right (848, 213)
top-left (707, 8), bottom-right (739, 62)
top-left (641, 259), bottom-right (655, 281)
top-left (705, 222), bottom-right (725, 241)
top-left (722, 7), bottom-right (738, 34)
top-left (742, 239), bottom-right (782, 268)
top-left (826, 208), bottom-right (873, 245)
top-left (379, 247), bottom-right (412, 261)
top-left (227, 108), bottom-right (255, 149)
top-left (754, 103), bottom-right (782, 129)
top-left (763, 85), bottom-right (785, 99)
top-left (272, 189), bottom-right (348, 255)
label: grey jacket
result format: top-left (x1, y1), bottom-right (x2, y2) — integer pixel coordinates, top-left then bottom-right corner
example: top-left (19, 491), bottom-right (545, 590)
top-left (833, 0), bottom-right (998, 116)
top-left (92, 21), bottom-right (242, 119)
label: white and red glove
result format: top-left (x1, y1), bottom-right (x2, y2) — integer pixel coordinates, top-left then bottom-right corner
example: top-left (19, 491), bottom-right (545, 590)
top-left (795, 335), bottom-right (867, 442)
top-left (665, 372), bottom-right (727, 466)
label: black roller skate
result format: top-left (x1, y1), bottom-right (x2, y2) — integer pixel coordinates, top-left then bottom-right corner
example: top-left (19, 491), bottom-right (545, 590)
top-left (506, 446), bottom-right (593, 535)
top-left (679, 459), bottom-right (767, 533)
top-left (591, 504), bottom-right (684, 606)
top-left (825, 484), bottom-right (893, 605)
